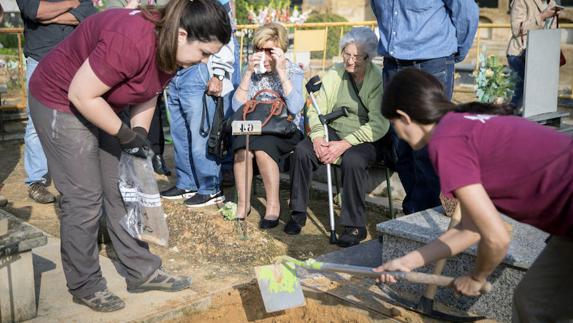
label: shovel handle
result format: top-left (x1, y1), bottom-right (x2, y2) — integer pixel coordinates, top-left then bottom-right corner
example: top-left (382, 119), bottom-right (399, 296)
top-left (314, 263), bottom-right (492, 294)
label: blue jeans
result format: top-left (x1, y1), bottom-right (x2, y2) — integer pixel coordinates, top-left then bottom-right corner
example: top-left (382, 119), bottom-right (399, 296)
top-left (167, 64), bottom-right (221, 194)
top-left (507, 54), bottom-right (525, 109)
top-left (382, 55), bottom-right (454, 214)
top-left (24, 57), bottom-right (49, 185)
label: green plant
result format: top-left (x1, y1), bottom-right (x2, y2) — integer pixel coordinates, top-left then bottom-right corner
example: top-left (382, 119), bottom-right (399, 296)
top-left (0, 48), bottom-right (18, 56)
top-left (236, 0), bottom-right (267, 24)
top-left (304, 11), bottom-right (347, 59)
top-left (475, 52), bottom-right (516, 104)
top-left (218, 202), bottom-right (238, 221)
top-left (0, 34), bottom-right (19, 49)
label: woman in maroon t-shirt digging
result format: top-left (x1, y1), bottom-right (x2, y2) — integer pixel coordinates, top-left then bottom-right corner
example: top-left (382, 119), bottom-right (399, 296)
top-left (375, 68), bottom-right (572, 321)
top-left (28, 0), bottom-right (231, 312)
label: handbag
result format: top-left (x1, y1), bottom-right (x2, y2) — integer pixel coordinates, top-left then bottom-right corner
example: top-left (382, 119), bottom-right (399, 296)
top-left (200, 92), bottom-right (229, 161)
top-left (227, 89), bottom-right (297, 137)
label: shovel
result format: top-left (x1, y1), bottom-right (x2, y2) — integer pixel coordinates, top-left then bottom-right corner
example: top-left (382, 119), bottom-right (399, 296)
top-left (374, 203), bottom-right (486, 322)
top-left (255, 256), bottom-right (492, 313)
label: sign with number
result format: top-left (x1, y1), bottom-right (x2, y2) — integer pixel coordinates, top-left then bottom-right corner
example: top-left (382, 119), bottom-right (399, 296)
top-left (232, 120), bottom-right (262, 135)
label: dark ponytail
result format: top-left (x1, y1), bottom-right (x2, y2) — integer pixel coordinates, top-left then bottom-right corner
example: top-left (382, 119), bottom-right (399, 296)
top-left (454, 101), bottom-right (513, 115)
top-left (382, 69), bottom-right (512, 125)
top-left (144, 0), bottom-right (232, 74)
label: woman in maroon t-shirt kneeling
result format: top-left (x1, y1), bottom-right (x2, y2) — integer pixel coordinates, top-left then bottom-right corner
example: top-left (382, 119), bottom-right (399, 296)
top-left (375, 68), bottom-right (573, 321)
top-left (28, 0), bottom-right (231, 312)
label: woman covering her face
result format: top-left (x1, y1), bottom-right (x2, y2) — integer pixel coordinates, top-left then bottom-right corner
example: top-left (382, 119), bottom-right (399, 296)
top-left (28, 0), bottom-right (231, 312)
top-left (231, 22), bottom-right (305, 229)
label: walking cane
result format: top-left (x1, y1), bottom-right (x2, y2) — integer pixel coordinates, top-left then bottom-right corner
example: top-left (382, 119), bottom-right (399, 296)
top-left (305, 76), bottom-right (348, 244)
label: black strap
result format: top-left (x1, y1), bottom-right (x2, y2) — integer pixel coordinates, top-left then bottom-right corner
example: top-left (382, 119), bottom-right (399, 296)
top-left (347, 72), bottom-right (368, 112)
top-left (199, 91), bottom-right (211, 137)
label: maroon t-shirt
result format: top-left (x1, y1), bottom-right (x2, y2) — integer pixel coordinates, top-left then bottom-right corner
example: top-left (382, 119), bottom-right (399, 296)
top-left (29, 9), bottom-right (173, 112)
top-left (428, 112), bottom-right (573, 236)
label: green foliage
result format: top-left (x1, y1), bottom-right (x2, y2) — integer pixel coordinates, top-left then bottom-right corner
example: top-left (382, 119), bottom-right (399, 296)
top-left (0, 34), bottom-right (19, 49)
top-left (0, 48), bottom-right (18, 56)
top-left (305, 11), bottom-right (348, 59)
top-left (475, 52), bottom-right (516, 104)
top-left (218, 202), bottom-right (238, 221)
top-left (235, 0), bottom-right (268, 24)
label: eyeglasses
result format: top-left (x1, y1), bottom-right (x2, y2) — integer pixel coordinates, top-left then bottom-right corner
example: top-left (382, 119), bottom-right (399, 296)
top-left (256, 47), bottom-right (273, 56)
top-left (342, 51), bottom-right (368, 63)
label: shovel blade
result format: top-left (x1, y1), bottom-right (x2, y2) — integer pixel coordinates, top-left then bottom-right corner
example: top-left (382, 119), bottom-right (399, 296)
top-left (255, 263), bottom-right (306, 313)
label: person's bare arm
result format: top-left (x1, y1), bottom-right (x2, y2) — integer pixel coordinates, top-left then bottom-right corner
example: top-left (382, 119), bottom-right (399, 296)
top-left (36, 0), bottom-right (79, 21)
top-left (374, 184), bottom-right (510, 296)
top-left (40, 12), bottom-right (78, 25)
top-left (234, 54), bottom-right (258, 105)
top-left (130, 96), bottom-right (158, 133)
top-left (68, 59), bottom-right (123, 136)
top-left (455, 185), bottom-right (510, 283)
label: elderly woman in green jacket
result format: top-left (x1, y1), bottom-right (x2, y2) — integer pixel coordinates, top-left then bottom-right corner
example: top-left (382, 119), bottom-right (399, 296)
top-left (285, 27), bottom-right (389, 247)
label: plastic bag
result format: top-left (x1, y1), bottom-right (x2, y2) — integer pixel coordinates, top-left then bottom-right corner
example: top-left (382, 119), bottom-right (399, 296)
top-left (118, 152), bottom-right (169, 247)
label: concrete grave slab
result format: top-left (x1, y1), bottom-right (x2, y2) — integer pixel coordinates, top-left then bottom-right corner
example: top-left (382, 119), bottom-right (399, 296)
top-left (376, 207), bottom-right (548, 322)
top-left (0, 209), bottom-right (48, 322)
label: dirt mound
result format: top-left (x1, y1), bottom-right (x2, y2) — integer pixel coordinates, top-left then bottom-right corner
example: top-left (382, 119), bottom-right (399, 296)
top-left (161, 200), bottom-right (287, 275)
top-left (153, 182), bottom-right (391, 280)
top-left (172, 281), bottom-right (388, 323)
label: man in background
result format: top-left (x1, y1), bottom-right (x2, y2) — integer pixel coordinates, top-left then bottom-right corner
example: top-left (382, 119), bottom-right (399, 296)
top-left (371, 0), bottom-right (479, 214)
top-left (17, 0), bottom-right (96, 203)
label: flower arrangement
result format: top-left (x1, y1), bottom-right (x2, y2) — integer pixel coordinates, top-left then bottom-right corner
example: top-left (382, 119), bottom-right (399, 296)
top-left (246, 0), bottom-right (310, 25)
top-left (474, 52), bottom-right (516, 104)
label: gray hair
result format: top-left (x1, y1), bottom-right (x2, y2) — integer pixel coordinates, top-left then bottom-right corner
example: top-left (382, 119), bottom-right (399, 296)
top-left (339, 27), bottom-right (378, 61)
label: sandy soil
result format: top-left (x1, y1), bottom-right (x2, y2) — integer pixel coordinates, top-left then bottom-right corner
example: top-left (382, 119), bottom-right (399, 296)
top-left (169, 281), bottom-right (395, 323)
top-left (0, 140), bottom-right (397, 321)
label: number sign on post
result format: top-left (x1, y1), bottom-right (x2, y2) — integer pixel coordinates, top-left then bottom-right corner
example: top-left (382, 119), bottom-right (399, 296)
top-left (232, 120), bottom-right (262, 136)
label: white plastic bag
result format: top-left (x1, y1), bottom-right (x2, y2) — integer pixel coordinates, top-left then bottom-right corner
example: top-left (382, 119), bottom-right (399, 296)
top-left (118, 152), bottom-right (169, 247)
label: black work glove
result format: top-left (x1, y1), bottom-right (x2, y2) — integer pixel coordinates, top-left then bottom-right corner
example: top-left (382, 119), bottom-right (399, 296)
top-left (115, 123), bottom-right (151, 159)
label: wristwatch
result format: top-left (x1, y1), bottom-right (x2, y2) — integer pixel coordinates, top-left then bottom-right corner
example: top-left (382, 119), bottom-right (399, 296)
top-left (216, 74), bottom-right (225, 81)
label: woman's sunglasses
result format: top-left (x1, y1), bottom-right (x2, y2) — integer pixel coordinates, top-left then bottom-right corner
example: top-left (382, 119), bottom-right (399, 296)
top-left (255, 47), bottom-right (273, 56)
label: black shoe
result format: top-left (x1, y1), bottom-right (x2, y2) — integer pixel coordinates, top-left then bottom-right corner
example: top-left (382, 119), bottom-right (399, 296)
top-left (260, 216), bottom-right (279, 229)
top-left (236, 207), bottom-right (251, 221)
top-left (0, 194), bottom-right (7, 207)
top-left (336, 226), bottom-right (367, 248)
top-left (284, 219), bottom-right (302, 235)
top-left (72, 289), bottom-right (125, 312)
top-left (28, 182), bottom-right (56, 204)
top-left (152, 154), bottom-right (171, 176)
top-left (160, 186), bottom-right (196, 200)
top-left (184, 191), bottom-right (225, 208)
top-left (127, 267), bottom-right (191, 293)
